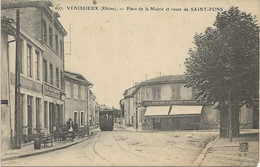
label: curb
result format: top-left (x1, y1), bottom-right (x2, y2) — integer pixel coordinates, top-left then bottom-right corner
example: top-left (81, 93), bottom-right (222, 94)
top-left (193, 134), bottom-right (220, 166)
top-left (2, 135), bottom-right (92, 162)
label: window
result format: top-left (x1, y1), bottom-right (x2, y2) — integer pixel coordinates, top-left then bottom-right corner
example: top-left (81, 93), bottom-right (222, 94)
top-left (80, 86), bottom-right (85, 101)
top-left (152, 87), bottom-right (161, 100)
top-left (180, 86), bottom-right (192, 100)
top-left (74, 111), bottom-right (78, 124)
top-left (49, 27), bottom-right (53, 47)
top-left (60, 71), bottom-right (63, 89)
top-left (50, 63), bottom-right (53, 85)
top-left (74, 84), bottom-right (78, 100)
top-left (65, 82), bottom-right (71, 98)
top-left (27, 44), bottom-right (32, 77)
top-left (27, 96), bottom-right (33, 135)
top-left (56, 68), bottom-right (59, 88)
top-left (35, 50), bottom-right (40, 80)
top-left (171, 85), bottom-right (180, 100)
top-left (81, 112), bottom-right (84, 125)
top-left (44, 101), bottom-right (48, 128)
top-left (60, 40), bottom-right (63, 57)
top-left (55, 35), bottom-right (59, 53)
top-left (20, 39), bottom-right (24, 74)
top-left (43, 20), bottom-right (47, 43)
top-left (43, 59), bottom-right (48, 82)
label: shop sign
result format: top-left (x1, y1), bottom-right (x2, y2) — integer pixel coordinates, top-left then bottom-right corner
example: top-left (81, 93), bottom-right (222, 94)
top-left (143, 100), bottom-right (203, 106)
top-left (10, 73), bottom-right (42, 93)
top-left (43, 83), bottom-right (61, 99)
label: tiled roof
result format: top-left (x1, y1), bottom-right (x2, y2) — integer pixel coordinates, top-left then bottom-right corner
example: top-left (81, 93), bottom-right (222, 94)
top-left (64, 71), bottom-right (93, 85)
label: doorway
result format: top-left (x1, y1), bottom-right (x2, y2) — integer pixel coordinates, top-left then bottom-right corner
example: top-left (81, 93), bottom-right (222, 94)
top-left (36, 98), bottom-right (41, 131)
top-left (153, 118), bottom-right (161, 129)
top-left (49, 103), bottom-right (55, 133)
top-left (27, 96), bottom-right (33, 140)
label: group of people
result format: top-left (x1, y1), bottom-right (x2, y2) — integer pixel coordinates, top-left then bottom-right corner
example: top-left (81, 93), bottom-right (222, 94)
top-left (66, 118), bottom-right (78, 131)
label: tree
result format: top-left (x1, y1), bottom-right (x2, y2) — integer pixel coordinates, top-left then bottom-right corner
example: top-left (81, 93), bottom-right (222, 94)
top-left (185, 7), bottom-right (259, 139)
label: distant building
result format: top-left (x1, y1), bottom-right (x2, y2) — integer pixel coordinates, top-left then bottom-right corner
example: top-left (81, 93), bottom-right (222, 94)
top-left (88, 90), bottom-right (96, 126)
top-left (120, 85), bottom-right (137, 126)
top-left (95, 102), bottom-right (100, 125)
top-left (64, 71), bottom-right (93, 128)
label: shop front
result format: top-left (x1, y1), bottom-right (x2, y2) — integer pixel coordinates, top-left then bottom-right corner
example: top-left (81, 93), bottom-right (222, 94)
top-left (143, 104), bottom-right (211, 130)
top-left (43, 83), bottom-right (65, 134)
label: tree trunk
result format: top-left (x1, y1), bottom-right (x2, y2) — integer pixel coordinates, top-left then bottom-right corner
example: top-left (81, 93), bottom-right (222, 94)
top-left (220, 108), bottom-right (228, 137)
top-left (228, 89), bottom-right (232, 141)
top-left (231, 104), bottom-right (240, 137)
top-left (219, 104), bottom-right (239, 138)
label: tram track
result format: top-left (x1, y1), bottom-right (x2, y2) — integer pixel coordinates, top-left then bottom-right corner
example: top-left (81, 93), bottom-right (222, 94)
top-left (92, 131), bottom-right (117, 166)
top-left (112, 130), bottom-right (167, 166)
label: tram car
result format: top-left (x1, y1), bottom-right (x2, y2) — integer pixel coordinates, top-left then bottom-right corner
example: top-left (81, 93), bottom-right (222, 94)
top-left (99, 109), bottom-right (114, 131)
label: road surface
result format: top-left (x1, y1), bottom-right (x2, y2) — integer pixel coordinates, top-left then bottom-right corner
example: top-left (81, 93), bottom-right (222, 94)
top-left (2, 126), bottom-right (218, 166)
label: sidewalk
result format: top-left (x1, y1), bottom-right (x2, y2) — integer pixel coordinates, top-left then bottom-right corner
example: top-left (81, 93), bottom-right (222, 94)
top-left (1, 126), bottom-right (99, 162)
top-left (195, 129), bottom-right (259, 166)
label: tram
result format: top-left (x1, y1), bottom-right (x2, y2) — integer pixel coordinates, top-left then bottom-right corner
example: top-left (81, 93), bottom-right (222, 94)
top-left (99, 109), bottom-right (114, 131)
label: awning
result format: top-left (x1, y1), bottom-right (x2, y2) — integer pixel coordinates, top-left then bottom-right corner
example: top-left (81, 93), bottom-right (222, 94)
top-left (144, 106), bottom-right (170, 117)
top-left (169, 105), bottom-right (202, 116)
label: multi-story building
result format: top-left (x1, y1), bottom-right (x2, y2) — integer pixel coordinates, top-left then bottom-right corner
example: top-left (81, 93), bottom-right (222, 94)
top-left (64, 71), bottom-right (93, 128)
top-left (1, 1), bottom-right (67, 151)
top-left (120, 75), bottom-right (220, 131)
top-left (120, 85), bottom-right (138, 126)
top-left (121, 75), bottom-right (258, 131)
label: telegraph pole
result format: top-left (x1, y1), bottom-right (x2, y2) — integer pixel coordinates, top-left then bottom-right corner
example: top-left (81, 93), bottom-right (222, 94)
top-left (14, 9), bottom-right (21, 149)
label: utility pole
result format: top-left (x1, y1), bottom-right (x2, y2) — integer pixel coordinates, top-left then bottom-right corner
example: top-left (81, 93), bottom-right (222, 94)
top-left (228, 88), bottom-right (232, 142)
top-left (14, 9), bottom-right (21, 149)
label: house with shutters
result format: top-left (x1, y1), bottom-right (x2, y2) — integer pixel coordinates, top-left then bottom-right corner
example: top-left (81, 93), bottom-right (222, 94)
top-left (120, 75), bottom-right (258, 131)
top-left (120, 75), bottom-right (220, 131)
top-left (64, 71), bottom-right (93, 129)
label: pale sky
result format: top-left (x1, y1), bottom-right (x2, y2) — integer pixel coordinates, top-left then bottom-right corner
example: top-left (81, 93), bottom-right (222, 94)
top-left (55, 0), bottom-right (259, 108)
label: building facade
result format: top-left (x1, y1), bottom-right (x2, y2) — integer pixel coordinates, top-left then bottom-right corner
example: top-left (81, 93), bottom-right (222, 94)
top-left (121, 75), bottom-right (257, 131)
top-left (64, 71), bottom-right (93, 129)
top-left (120, 86), bottom-right (137, 126)
top-left (88, 90), bottom-right (96, 126)
top-left (120, 75), bottom-right (220, 131)
top-left (1, 2), bottom-right (67, 151)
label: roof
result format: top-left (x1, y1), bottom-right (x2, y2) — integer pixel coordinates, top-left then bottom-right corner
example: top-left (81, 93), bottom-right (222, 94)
top-left (42, 6), bottom-right (67, 36)
top-left (145, 75), bottom-right (186, 83)
top-left (64, 71), bottom-right (93, 86)
top-left (123, 75), bottom-right (187, 98)
top-left (123, 85), bottom-right (138, 97)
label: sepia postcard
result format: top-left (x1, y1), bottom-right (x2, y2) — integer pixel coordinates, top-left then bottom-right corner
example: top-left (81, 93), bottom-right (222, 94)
top-left (1, 0), bottom-right (260, 166)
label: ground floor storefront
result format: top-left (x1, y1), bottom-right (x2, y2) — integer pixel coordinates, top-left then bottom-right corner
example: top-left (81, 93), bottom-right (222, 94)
top-left (140, 105), bottom-right (220, 131)
top-left (6, 82), bottom-right (65, 147)
top-left (132, 101), bottom-right (258, 131)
